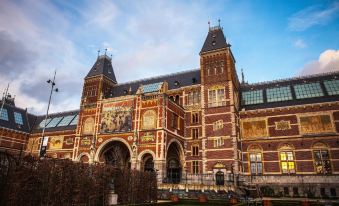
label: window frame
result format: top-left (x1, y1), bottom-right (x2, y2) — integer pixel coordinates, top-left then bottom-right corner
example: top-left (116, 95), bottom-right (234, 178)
top-left (249, 152), bottom-right (263, 175)
top-left (14, 112), bottom-right (24, 125)
top-left (279, 151), bottom-right (296, 174)
top-left (192, 161), bottom-right (199, 174)
top-left (192, 145), bottom-right (199, 156)
top-left (0, 108), bottom-right (9, 121)
top-left (192, 128), bottom-right (199, 139)
top-left (208, 87), bottom-right (226, 107)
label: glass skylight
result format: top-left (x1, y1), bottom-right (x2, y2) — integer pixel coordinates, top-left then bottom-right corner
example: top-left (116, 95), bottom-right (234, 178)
top-left (69, 115), bottom-right (79, 125)
top-left (46, 117), bottom-right (63, 128)
top-left (242, 90), bottom-right (263, 105)
top-left (294, 82), bottom-right (324, 99)
top-left (266, 86), bottom-right (293, 103)
top-left (14, 112), bottom-right (23, 125)
top-left (324, 80), bottom-right (339, 95)
top-left (39, 118), bottom-right (51, 128)
top-left (57, 115), bottom-right (75, 126)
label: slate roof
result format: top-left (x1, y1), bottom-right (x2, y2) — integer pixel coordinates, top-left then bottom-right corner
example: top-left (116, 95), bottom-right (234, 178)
top-left (109, 69), bottom-right (200, 97)
top-left (0, 102), bottom-right (37, 133)
top-left (32, 110), bottom-right (79, 133)
top-left (86, 55), bottom-right (117, 83)
top-left (240, 71), bottom-right (339, 110)
top-left (200, 26), bottom-right (229, 54)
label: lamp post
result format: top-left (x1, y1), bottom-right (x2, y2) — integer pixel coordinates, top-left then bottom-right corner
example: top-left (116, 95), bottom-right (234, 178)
top-left (39, 70), bottom-right (59, 158)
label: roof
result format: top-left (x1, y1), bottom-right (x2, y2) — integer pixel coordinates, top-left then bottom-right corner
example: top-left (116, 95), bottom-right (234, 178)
top-left (240, 71), bottom-right (339, 110)
top-left (0, 102), bottom-right (37, 133)
top-left (32, 110), bottom-right (79, 133)
top-left (109, 69), bottom-right (200, 97)
top-left (86, 55), bottom-right (117, 83)
top-left (141, 82), bottom-right (163, 94)
top-left (200, 26), bottom-right (229, 54)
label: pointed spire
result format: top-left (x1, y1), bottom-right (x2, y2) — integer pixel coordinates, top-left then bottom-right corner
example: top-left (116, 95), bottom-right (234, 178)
top-left (97, 49), bottom-right (100, 59)
top-left (104, 48), bottom-right (107, 56)
top-left (218, 19), bottom-right (221, 27)
top-left (241, 68), bottom-right (245, 84)
top-left (208, 21), bottom-right (210, 30)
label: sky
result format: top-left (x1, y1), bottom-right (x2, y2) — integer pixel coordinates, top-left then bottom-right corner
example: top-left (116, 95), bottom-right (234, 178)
top-left (0, 0), bottom-right (338, 115)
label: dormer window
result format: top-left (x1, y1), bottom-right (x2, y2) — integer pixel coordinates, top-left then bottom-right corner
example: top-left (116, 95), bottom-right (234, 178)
top-left (123, 90), bottom-right (128, 94)
top-left (93, 68), bottom-right (97, 71)
top-left (192, 78), bottom-right (197, 84)
top-left (108, 70), bottom-right (112, 74)
top-left (212, 41), bottom-right (216, 46)
top-left (174, 81), bottom-right (180, 87)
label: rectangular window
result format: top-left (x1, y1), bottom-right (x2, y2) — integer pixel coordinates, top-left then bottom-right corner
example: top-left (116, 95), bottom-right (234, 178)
top-left (294, 82), bottom-right (324, 99)
top-left (280, 151), bottom-right (295, 174)
top-left (0, 108), bottom-right (9, 121)
top-left (324, 80), bottom-right (339, 95)
top-left (187, 91), bottom-right (200, 106)
top-left (293, 187), bottom-right (299, 196)
top-left (241, 90), bottom-right (263, 105)
top-left (171, 113), bottom-right (179, 129)
top-left (14, 112), bottom-right (23, 125)
top-left (320, 188), bottom-right (326, 197)
top-left (191, 112), bottom-right (199, 124)
top-left (249, 153), bottom-right (263, 175)
top-left (192, 161), bottom-right (199, 174)
top-left (284, 187), bottom-right (289, 196)
top-left (208, 88), bottom-right (226, 107)
top-left (266, 86), bottom-right (293, 102)
top-left (192, 128), bottom-right (199, 139)
top-left (192, 145), bottom-right (199, 156)
top-left (330, 188), bottom-right (336, 197)
top-left (213, 137), bottom-right (224, 148)
top-left (313, 150), bottom-right (331, 174)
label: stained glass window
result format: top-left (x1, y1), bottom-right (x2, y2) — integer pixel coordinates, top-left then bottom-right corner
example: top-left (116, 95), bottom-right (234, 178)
top-left (46, 117), bottom-right (63, 128)
top-left (70, 115), bottom-right (79, 125)
top-left (0, 108), bottom-right (9, 121)
top-left (14, 112), bottom-right (23, 125)
top-left (266, 86), bottom-right (293, 102)
top-left (324, 80), bottom-right (339, 95)
top-left (313, 150), bottom-right (331, 174)
top-left (242, 90), bottom-right (263, 105)
top-left (294, 82), bottom-right (324, 99)
top-left (57, 115), bottom-right (75, 126)
top-left (280, 151), bottom-right (295, 173)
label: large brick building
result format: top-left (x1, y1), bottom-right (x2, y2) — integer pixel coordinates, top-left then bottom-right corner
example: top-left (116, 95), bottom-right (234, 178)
top-left (1, 25), bottom-right (339, 198)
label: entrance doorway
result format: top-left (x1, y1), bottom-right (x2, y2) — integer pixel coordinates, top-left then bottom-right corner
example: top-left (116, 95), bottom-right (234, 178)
top-left (99, 141), bottom-right (131, 169)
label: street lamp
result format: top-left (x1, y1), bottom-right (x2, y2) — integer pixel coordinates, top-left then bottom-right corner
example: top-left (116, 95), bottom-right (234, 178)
top-left (39, 70), bottom-right (59, 158)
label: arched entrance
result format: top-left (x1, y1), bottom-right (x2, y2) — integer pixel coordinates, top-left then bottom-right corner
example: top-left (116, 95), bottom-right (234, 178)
top-left (141, 153), bottom-right (154, 172)
top-left (166, 141), bottom-right (183, 184)
top-left (98, 141), bottom-right (131, 169)
top-left (215, 171), bottom-right (225, 185)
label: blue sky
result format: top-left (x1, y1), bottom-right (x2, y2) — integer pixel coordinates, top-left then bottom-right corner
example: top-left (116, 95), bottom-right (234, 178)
top-left (0, 0), bottom-right (338, 114)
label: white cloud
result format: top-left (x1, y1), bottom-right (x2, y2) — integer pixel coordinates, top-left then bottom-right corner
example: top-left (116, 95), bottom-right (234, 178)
top-left (299, 49), bottom-right (339, 75)
top-left (288, 2), bottom-right (339, 31)
top-left (293, 38), bottom-right (307, 49)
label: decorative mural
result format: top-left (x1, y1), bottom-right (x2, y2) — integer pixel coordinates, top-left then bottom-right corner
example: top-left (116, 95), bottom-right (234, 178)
top-left (242, 120), bottom-right (268, 139)
top-left (275, 120), bottom-right (291, 130)
top-left (83, 117), bottom-right (95, 134)
top-left (49, 136), bottom-right (64, 150)
top-left (27, 138), bottom-right (39, 152)
top-left (300, 115), bottom-right (333, 134)
top-left (100, 100), bottom-right (133, 133)
top-left (142, 110), bottom-right (157, 130)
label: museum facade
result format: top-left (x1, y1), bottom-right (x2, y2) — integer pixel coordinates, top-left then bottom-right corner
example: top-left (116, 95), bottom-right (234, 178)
top-left (1, 25), bottom-right (339, 198)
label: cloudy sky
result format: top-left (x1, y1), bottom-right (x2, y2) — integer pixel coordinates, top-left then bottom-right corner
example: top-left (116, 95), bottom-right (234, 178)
top-left (0, 0), bottom-right (338, 115)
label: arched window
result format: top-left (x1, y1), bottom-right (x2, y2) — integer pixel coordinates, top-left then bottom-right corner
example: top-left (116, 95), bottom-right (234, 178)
top-left (313, 142), bottom-right (331, 174)
top-left (248, 145), bottom-right (263, 175)
top-left (278, 144), bottom-right (295, 174)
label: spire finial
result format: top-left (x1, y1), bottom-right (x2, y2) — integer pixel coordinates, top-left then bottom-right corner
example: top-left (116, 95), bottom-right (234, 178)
top-left (208, 21), bottom-right (210, 30)
top-left (241, 68), bottom-right (245, 84)
top-left (105, 48), bottom-right (107, 55)
top-left (97, 49), bottom-right (100, 59)
top-left (218, 19), bottom-right (221, 27)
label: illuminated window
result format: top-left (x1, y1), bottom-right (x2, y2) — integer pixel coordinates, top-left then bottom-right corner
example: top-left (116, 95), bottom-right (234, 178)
top-left (14, 112), bottom-right (23, 125)
top-left (324, 80), bottom-right (339, 95)
top-left (192, 161), bottom-right (199, 174)
top-left (208, 88), bottom-right (226, 107)
top-left (313, 149), bottom-right (331, 174)
top-left (249, 152), bottom-right (263, 175)
top-left (214, 137), bottom-right (224, 148)
top-left (242, 90), bottom-right (263, 105)
top-left (213, 120), bottom-right (223, 131)
top-left (187, 91), bottom-right (200, 106)
top-left (192, 145), bottom-right (199, 156)
top-left (266, 86), bottom-right (292, 102)
top-left (192, 128), bottom-right (199, 139)
top-left (294, 82), bottom-right (324, 99)
top-left (280, 151), bottom-right (295, 174)
top-left (0, 108), bottom-right (9, 121)
top-left (191, 112), bottom-right (199, 124)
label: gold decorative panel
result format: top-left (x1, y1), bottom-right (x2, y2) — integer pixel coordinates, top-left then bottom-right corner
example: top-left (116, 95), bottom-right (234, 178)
top-left (142, 110), bottom-right (157, 130)
top-left (300, 115), bottom-right (333, 134)
top-left (242, 120), bottom-right (267, 139)
top-left (83, 117), bottom-right (94, 134)
top-left (275, 120), bottom-right (291, 130)
top-left (49, 136), bottom-right (63, 150)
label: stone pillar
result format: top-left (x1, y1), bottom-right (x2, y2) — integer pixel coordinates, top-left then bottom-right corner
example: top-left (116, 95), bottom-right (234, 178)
top-left (154, 159), bottom-right (166, 183)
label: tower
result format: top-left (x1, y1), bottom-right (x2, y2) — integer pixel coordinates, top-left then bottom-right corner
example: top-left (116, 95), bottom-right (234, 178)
top-left (199, 24), bottom-right (240, 182)
top-left (73, 54), bottom-right (117, 161)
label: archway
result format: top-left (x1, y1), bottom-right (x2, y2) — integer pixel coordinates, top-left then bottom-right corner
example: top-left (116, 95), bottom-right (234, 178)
top-left (166, 141), bottom-right (183, 183)
top-left (98, 141), bottom-right (131, 169)
top-left (141, 153), bottom-right (154, 172)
